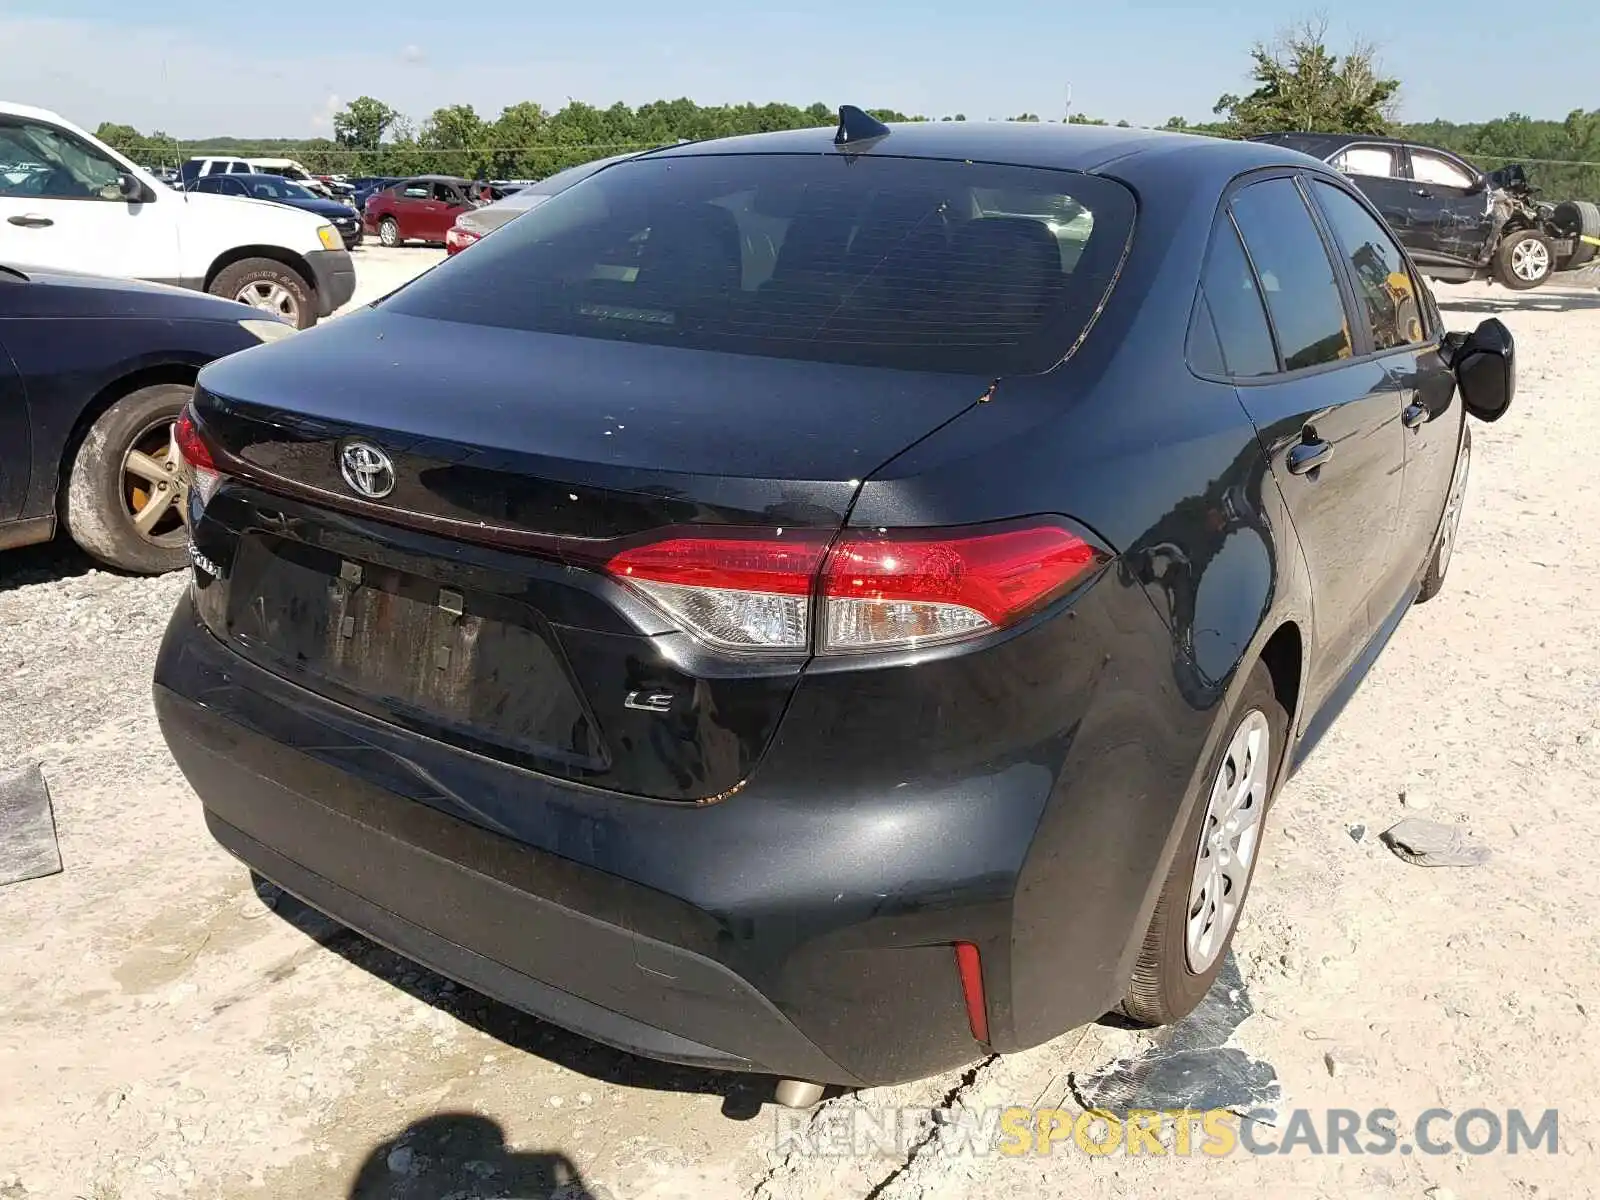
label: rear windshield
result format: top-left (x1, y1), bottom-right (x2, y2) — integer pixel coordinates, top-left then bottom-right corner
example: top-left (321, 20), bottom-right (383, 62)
top-left (387, 153), bottom-right (1135, 375)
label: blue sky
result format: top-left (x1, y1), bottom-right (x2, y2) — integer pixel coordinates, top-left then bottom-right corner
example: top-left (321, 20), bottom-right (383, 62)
top-left (5, 1), bottom-right (1599, 138)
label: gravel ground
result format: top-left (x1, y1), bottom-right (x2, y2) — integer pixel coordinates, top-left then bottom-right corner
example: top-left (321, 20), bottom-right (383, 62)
top-left (1, 270), bottom-right (1597, 1200)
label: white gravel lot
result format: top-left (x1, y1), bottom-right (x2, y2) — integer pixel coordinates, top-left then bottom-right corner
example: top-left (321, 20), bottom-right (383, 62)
top-left (1, 263), bottom-right (1597, 1200)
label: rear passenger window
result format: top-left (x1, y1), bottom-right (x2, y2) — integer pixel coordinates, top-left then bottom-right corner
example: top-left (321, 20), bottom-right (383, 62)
top-left (1330, 146), bottom-right (1398, 180)
top-left (1193, 215), bottom-right (1278, 377)
top-left (1312, 181), bottom-right (1425, 350)
top-left (1229, 179), bottom-right (1352, 371)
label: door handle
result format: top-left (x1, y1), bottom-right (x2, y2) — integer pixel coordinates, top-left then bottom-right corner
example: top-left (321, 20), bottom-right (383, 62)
top-left (1402, 402), bottom-right (1428, 430)
top-left (1287, 438), bottom-right (1333, 476)
top-left (7, 214), bottom-right (53, 228)
top-left (1412, 187), bottom-right (1433, 198)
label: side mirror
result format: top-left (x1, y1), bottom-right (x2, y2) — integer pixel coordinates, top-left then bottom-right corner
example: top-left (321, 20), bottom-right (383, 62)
top-left (1445, 318), bottom-right (1515, 423)
top-left (117, 171), bottom-right (153, 204)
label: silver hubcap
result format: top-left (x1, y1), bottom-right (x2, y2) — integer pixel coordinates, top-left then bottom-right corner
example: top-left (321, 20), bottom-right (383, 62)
top-left (1511, 238), bottom-right (1549, 281)
top-left (236, 280), bottom-right (299, 323)
top-left (1186, 710), bottom-right (1270, 973)
top-left (1436, 437), bottom-right (1471, 579)
top-left (381, 221), bottom-right (398, 245)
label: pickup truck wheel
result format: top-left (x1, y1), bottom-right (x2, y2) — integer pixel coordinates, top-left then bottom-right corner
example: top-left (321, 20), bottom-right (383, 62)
top-left (1493, 230), bottom-right (1554, 290)
top-left (1554, 200), bottom-right (1600, 269)
top-left (379, 217), bottom-right (401, 247)
top-left (1119, 661), bottom-right (1286, 1026)
top-left (64, 383), bottom-right (192, 575)
top-left (210, 258), bottom-right (316, 329)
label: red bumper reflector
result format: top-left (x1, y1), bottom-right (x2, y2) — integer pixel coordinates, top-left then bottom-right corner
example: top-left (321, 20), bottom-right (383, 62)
top-left (954, 941), bottom-right (990, 1045)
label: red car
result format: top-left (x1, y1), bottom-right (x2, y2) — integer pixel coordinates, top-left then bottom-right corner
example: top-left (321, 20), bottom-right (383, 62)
top-left (364, 176), bottom-right (482, 247)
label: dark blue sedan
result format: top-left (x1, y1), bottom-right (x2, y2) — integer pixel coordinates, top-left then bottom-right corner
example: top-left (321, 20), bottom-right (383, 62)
top-left (0, 262), bottom-right (292, 573)
top-left (190, 174), bottom-right (363, 248)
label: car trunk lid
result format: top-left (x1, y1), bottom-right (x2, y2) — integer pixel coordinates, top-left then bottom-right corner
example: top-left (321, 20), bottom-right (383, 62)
top-left (187, 310), bottom-right (991, 802)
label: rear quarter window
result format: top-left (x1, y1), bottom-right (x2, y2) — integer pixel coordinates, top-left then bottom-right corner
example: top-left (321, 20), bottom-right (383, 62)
top-left (1228, 178), bottom-right (1353, 371)
top-left (385, 153), bottom-right (1136, 376)
top-left (1189, 213), bottom-right (1279, 377)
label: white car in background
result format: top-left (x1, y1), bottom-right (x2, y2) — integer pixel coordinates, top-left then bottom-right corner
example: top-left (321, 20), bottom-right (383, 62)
top-left (445, 152), bottom-right (642, 254)
top-left (0, 103), bottom-right (354, 328)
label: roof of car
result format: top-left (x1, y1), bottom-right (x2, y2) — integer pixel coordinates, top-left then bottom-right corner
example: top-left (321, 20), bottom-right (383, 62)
top-left (0, 101), bottom-right (73, 124)
top-left (1251, 132), bottom-right (1411, 151)
top-left (406, 174), bottom-right (471, 184)
top-left (647, 120), bottom-right (1319, 176)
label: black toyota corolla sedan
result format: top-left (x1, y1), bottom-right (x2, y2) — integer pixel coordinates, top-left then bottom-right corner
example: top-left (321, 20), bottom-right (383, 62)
top-left (153, 111), bottom-right (1514, 1105)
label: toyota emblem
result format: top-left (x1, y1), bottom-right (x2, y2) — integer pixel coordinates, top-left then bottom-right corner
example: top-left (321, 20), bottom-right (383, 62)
top-left (339, 441), bottom-right (395, 499)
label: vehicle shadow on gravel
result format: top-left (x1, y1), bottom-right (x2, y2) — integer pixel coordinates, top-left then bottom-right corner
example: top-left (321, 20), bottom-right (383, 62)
top-left (350, 1112), bottom-right (605, 1200)
top-left (0, 540), bottom-right (105, 595)
top-left (253, 875), bottom-right (774, 1122)
top-left (1442, 291), bottom-right (1600, 314)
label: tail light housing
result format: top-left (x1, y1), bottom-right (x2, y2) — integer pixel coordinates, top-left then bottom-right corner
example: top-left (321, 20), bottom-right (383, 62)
top-left (605, 519), bottom-right (1107, 656)
top-left (173, 405), bottom-right (224, 506)
top-left (446, 225), bottom-right (481, 253)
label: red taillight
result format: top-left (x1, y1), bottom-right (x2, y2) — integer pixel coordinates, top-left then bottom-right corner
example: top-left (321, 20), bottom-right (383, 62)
top-left (820, 523), bottom-right (1104, 651)
top-left (954, 942), bottom-right (990, 1045)
top-left (604, 520), bottom-right (1104, 656)
top-left (174, 405), bottom-right (224, 504)
top-left (606, 532), bottom-right (830, 653)
top-left (446, 226), bottom-right (480, 253)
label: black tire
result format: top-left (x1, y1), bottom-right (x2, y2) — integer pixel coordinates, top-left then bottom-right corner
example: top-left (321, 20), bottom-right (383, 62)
top-left (1416, 425), bottom-right (1471, 604)
top-left (208, 257), bottom-right (317, 330)
top-left (63, 383), bottom-right (193, 575)
top-left (1120, 661), bottom-right (1287, 1026)
top-left (379, 217), bottom-right (401, 248)
top-left (1492, 229), bottom-right (1554, 290)
top-left (1554, 200), bottom-right (1600, 270)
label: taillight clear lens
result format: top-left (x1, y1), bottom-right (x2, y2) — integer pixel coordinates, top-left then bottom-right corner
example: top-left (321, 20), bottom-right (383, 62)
top-left (173, 406), bottom-right (224, 505)
top-left (606, 532), bottom-right (829, 653)
top-left (604, 522), bottom-right (1105, 656)
top-left (820, 523), bottom-right (1106, 653)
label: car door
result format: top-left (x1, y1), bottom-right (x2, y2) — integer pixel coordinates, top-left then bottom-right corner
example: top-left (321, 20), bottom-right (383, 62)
top-left (393, 181), bottom-right (432, 238)
top-left (427, 183), bottom-right (465, 240)
top-left (1326, 143), bottom-right (1417, 243)
top-left (0, 329), bottom-right (29, 525)
top-left (1308, 178), bottom-right (1461, 578)
top-left (1404, 147), bottom-right (1494, 266)
top-left (0, 115), bottom-right (180, 283)
top-left (1216, 173), bottom-right (1408, 714)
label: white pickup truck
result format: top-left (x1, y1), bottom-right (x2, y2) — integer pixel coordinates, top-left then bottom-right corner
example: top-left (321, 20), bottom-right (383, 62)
top-left (0, 102), bottom-right (355, 328)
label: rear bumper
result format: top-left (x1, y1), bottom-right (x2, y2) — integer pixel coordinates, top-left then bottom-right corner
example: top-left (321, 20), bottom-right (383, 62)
top-left (183, 724), bottom-right (849, 1081)
top-left (304, 249), bottom-right (356, 316)
top-left (154, 541), bottom-right (1202, 1085)
top-left (154, 593), bottom-right (1009, 1085)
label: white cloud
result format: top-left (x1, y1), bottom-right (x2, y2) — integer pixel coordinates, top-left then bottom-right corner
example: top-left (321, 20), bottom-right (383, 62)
top-left (401, 44), bottom-right (426, 66)
top-left (310, 93), bottom-right (342, 133)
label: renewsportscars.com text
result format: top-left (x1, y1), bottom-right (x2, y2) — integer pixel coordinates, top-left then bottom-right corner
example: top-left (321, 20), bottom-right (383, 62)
top-left (775, 1106), bottom-right (1559, 1159)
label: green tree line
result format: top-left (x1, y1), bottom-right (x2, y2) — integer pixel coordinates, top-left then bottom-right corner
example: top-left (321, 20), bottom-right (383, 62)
top-left (91, 24), bottom-right (1600, 199)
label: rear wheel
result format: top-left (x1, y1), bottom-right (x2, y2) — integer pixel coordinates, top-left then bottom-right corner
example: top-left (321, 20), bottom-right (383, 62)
top-left (379, 217), bottom-right (401, 247)
top-left (64, 383), bottom-right (193, 575)
top-left (1416, 425), bottom-right (1471, 604)
top-left (1120, 661), bottom-right (1286, 1026)
top-left (210, 257), bottom-right (316, 329)
top-left (1554, 200), bottom-right (1600, 270)
top-left (1493, 230), bottom-right (1554, 290)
